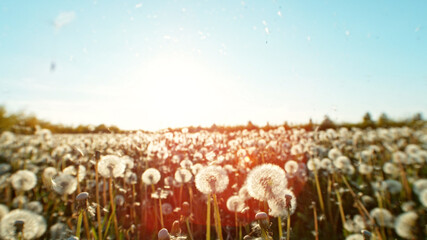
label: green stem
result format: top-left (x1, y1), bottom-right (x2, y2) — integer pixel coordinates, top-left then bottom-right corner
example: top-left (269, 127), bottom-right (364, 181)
top-left (213, 193), bottom-right (223, 240)
top-left (76, 210), bottom-right (83, 239)
top-left (287, 215), bottom-right (291, 240)
top-left (278, 217), bottom-right (283, 239)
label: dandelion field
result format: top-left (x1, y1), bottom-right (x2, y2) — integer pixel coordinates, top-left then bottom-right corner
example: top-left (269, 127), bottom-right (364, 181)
top-left (0, 126), bottom-right (426, 240)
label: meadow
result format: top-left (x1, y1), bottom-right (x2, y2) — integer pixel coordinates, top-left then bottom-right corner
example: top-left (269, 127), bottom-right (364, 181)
top-left (0, 125), bottom-right (426, 240)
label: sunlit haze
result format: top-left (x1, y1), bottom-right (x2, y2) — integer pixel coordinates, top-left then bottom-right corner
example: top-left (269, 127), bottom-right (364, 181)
top-left (0, 1), bottom-right (426, 130)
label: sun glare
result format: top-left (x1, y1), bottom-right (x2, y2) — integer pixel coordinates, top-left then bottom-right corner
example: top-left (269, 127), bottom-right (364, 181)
top-left (125, 54), bottom-right (225, 128)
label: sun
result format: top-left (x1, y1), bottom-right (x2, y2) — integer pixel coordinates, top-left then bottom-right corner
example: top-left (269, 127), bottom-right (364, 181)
top-left (125, 53), bottom-right (224, 128)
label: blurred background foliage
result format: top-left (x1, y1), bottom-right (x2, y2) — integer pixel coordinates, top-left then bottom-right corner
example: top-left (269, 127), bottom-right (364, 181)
top-left (0, 105), bottom-right (424, 134)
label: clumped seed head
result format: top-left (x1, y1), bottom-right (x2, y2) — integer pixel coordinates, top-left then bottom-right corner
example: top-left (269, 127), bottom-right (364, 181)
top-left (195, 165), bottom-right (229, 194)
top-left (246, 164), bottom-right (287, 201)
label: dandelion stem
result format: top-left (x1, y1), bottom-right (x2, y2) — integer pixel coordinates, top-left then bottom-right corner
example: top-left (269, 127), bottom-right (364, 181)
top-left (185, 217), bottom-right (194, 240)
top-left (76, 210), bottom-right (84, 239)
top-left (109, 177), bottom-right (120, 238)
top-left (213, 193), bottom-right (223, 240)
top-left (313, 204), bottom-right (319, 240)
top-left (313, 168), bottom-right (325, 215)
top-left (206, 193), bottom-right (211, 240)
top-left (278, 217), bottom-right (283, 239)
top-left (94, 152), bottom-right (103, 239)
top-left (286, 215), bottom-right (291, 240)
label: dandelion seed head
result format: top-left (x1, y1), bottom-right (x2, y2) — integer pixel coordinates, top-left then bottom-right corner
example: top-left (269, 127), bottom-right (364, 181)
top-left (267, 189), bottom-right (297, 218)
top-left (383, 162), bottom-right (399, 177)
top-left (142, 168), bottom-right (161, 185)
top-left (328, 148), bottom-right (342, 160)
top-left (0, 204), bottom-right (9, 221)
top-left (413, 178), bottom-right (427, 195)
top-left (395, 211), bottom-right (418, 239)
top-left (370, 208), bottom-right (394, 228)
top-left (246, 164), bottom-right (288, 201)
top-left (195, 165), bottom-right (229, 194)
top-left (285, 160), bottom-right (299, 174)
top-left (124, 171), bottom-right (138, 184)
top-left (50, 222), bottom-right (71, 240)
top-left (419, 189), bottom-right (427, 207)
top-left (358, 163), bottom-right (373, 175)
top-left (0, 209), bottom-right (46, 240)
top-left (345, 234), bottom-right (363, 240)
top-left (52, 173), bottom-right (77, 195)
top-left (174, 168), bottom-right (192, 183)
top-left (226, 196), bottom-right (245, 213)
top-left (25, 201), bottom-right (43, 214)
top-left (98, 155), bottom-right (125, 178)
top-left (10, 170), bottom-right (37, 192)
top-left (384, 179), bottom-right (402, 194)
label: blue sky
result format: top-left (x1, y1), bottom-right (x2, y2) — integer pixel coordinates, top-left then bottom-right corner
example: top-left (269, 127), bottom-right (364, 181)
top-left (0, 1), bottom-right (426, 130)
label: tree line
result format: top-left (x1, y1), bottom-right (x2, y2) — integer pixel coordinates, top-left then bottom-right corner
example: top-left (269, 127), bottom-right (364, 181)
top-left (0, 105), bottom-right (424, 134)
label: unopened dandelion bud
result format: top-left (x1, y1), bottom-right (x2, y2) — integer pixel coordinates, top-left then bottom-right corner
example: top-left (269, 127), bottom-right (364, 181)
top-left (361, 230), bottom-right (371, 240)
top-left (171, 220), bottom-right (181, 236)
top-left (158, 228), bottom-right (171, 240)
top-left (76, 192), bottom-right (89, 201)
top-left (182, 202), bottom-right (190, 216)
top-left (95, 151), bottom-right (101, 161)
top-left (255, 212), bottom-right (269, 229)
top-left (76, 192), bottom-right (89, 211)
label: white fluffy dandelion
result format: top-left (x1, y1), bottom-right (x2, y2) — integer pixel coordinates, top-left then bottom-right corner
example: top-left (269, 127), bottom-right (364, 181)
top-left (369, 208), bottom-right (394, 228)
top-left (226, 196), bottom-right (245, 213)
top-left (52, 173), bottom-right (77, 195)
top-left (246, 164), bottom-right (288, 201)
top-left (142, 168), bottom-right (161, 185)
top-left (267, 189), bottom-right (297, 218)
top-left (395, 211), bottom-right (418, 239)
top-left (195, 165), bottom-right (229, 194)
top-left (174, 168), bottom-right (192, 183)
top-left (10, 170), bottom-right (37, 192)
top-left (98, 155), bottom-right (125, 178)
top-left (0, 209), bottom-right (46, 240)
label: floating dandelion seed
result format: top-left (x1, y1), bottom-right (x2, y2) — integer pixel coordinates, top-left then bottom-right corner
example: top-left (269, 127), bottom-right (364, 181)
top-left (98, 155), bottom-right (125, 178)
top-left (0, 209), bottom-right (46, 240)
top-left (10, 170), bottom-right (37, 192)
top-left (142, 168), bottom-right (161, 185)
top-left (246, 164), bottom-right (287, 201)
top-left (195, 165), bottom-right (229, 194)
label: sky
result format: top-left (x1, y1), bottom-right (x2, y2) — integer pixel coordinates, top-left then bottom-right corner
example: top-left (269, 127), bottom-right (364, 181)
top-left (0, 1), bottom-right (426, 131)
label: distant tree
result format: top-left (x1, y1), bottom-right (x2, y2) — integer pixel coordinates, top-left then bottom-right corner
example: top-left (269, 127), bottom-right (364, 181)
top-left (362, 112), bottom-right (375, 128)
top-left (319, 115), bottom-right (336, 130)
top-left (377, 113), bottom-right (390, 127)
